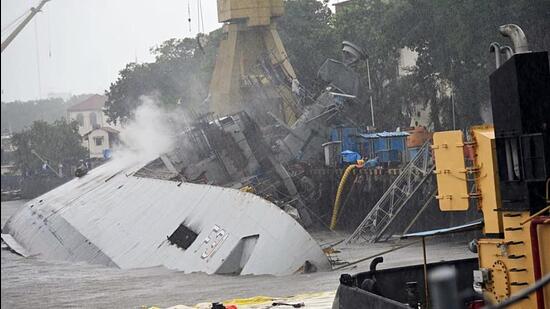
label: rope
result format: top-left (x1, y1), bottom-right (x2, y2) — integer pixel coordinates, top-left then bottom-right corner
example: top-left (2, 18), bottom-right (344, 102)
top-left (483, 273), bottom-right (550, 309)
top-left (332, 239), bottom-right (421, 271)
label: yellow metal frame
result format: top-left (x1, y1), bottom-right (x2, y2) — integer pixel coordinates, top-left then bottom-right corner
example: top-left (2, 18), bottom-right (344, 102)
top-left (471, 126), bottom-right (503, 234)
top-left (210, 0), bottom-right (298, 125)
top-left (433, 126), bottom-right (544, 308)
top-left (478, 212), bottom-right (537, 308)
top-left (432, 131), bottom-right (469, 211)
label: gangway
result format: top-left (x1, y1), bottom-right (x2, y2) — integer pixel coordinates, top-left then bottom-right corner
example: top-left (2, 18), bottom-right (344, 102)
top-left (346, 139), bottom-right (435, 243)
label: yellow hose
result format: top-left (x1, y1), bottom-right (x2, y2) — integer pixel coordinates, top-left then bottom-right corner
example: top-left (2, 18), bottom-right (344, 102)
top-left (330, 160), bottom-right (364, 230)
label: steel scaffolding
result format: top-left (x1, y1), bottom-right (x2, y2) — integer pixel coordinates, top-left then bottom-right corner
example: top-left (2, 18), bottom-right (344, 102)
top-left (346, 139), bottom-right (435, 243)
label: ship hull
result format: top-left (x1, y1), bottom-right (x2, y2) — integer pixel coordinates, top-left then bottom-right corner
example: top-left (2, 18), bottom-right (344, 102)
top-left (3, 158), bottom-right (330, 276)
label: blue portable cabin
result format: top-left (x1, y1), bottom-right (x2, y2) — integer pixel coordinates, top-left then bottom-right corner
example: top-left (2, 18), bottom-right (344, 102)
top-left (359, 131), bottom-right (410, 166)
top-left (330, 127), bottom-right (362, 153)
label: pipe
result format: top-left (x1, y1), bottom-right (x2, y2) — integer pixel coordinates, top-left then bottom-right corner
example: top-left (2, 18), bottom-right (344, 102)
top-left (429, 266), bottom-right (460, 309)
top-left (423, 237), bottom-right (430, 309)
top-left (330, 160), bottom-right (364, 230)
top-left (529, 216), bottom-right (549, 309)
top-left (521, 205), bottom-right (550, 225)
top-left (500, 45), bottom-right (514, 61)
top-left (489, 42), bottom-right (502, 69)
top-left (546, 178), bottom-right (550, 202)
top-left (499, 24), bottom-right (530, 54)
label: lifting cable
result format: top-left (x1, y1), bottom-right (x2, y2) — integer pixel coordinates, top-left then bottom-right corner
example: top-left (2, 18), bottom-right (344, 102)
top-left (332, 239), bottom-right (421, 271)
top-left (1, 9), bottom-right (31, 35)
top-left (33, 18), bottom-right (42, 98)
top-left (187, 0), bottom-right (192, 33)
top-left (46, 8), bottom-right (52, 58)
top-left (197, 0), bottom-right (204, 33)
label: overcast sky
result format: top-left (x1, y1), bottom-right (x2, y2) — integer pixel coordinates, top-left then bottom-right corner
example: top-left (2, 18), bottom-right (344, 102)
top-left (1, 0), bottom-right (339, 103)
top-left (1, 0), bottom-right (221, 102)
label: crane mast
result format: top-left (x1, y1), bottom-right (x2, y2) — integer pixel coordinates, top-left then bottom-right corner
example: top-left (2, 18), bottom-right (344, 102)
top-left (1, 0), bottom-right (50, 53)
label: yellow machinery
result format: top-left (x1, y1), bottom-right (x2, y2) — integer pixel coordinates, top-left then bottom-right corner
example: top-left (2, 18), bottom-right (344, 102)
top-left (209, 0), bottom-right (300, 125)
top-left (434, 128), bottom-right (549, 308)
top-left (432, 24), bottom-right (550, 308)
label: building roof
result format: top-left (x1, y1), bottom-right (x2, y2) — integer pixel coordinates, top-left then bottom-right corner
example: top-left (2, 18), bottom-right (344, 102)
top-left (67, 94), bottom-right (106, 112)
top-left (82, 126), bottom-right (120, 137)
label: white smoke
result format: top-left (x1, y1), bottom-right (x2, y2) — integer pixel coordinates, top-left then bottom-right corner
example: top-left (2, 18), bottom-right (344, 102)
top-left (115, 96), bottom-right (175, 163)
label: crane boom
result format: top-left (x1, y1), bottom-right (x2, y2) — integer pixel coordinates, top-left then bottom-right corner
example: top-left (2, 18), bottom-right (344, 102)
top-left (1, 0), bottom-right (50, 53)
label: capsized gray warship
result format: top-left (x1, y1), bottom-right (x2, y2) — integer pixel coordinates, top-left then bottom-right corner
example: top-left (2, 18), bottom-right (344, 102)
top-left (2, 150), bottom-right (330, 275)
top-left (2, 37), bottom-right (369, 276)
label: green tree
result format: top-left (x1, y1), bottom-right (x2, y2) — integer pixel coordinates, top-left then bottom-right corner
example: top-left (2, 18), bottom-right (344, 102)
top-left (1, 94), bottom-right (93, 133)
top-left (11, 120), bottom-right (88, 174)
top-left (385, 0), bottom-right (550, 128)
top-left (331, 0), bottom-right (407, 130)
top-left (277, 0), bottom-right (338, 92)
top-left (105, 32), bottom-right (222, 125)
top-left (330, 0), bottom-right (549, 130)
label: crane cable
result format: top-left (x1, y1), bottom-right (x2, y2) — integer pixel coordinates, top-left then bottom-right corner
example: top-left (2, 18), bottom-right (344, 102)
top-left (33, 18), bottom-right (42, 98)
top-left (187, 0), bottom-right (192, 33)
top-left (1, 9), bottom-right (31, 35)
top-left (46, 8), bottom-right (52, 58)
top-left (197, 0), bottom-right (204, 33)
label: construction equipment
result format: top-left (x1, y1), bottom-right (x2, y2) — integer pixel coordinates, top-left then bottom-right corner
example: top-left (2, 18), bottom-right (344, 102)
top-left (424, 24), bottom-right (550, 308)
top-left (1, 0), bottom-right (51, 53)
top-left (208, 0), bottom-right (301, 126)
top-left (333, 24), bottom-right (549, 309)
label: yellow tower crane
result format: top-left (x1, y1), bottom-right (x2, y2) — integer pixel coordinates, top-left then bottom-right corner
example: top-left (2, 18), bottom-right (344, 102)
top-left (209, 0), bottom-right (300, 125)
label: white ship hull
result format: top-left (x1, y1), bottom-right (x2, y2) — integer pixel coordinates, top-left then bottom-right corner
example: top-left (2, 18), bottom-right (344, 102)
top-left (3, 157), bottom-right (330, 275)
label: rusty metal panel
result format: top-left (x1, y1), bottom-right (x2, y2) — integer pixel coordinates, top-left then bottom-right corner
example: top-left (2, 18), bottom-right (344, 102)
top-left (432, 131), bottom-right (469, 211)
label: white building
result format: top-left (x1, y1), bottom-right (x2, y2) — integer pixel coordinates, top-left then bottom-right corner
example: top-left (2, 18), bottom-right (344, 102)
top-left (67, 95), bottom-right (120, 159)
top-left (83, 127), bottom-right (120, 159)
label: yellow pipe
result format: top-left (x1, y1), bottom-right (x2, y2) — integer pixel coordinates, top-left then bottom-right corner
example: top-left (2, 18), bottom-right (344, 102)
top-left (330, 160), bottom-right (364, 230)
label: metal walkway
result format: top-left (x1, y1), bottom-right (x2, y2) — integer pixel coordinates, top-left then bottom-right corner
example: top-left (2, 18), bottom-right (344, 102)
top-left (346, 140), bottom-right (435, 244)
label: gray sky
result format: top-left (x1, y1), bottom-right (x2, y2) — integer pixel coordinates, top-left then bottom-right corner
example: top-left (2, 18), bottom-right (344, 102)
top-left (1, 0), bottom-right (220, 102)
top-left (1, 0), bottom-right (338, 102)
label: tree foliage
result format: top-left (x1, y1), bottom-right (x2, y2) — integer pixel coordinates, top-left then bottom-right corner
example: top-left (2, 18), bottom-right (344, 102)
top-left (104, 32), bottom-right (222, 125)
top-left (332, 0), bottom-right (549, 130)
top-left (277, 0), bottom-right (338, 91)
top-left (11, 120), bottom-right (88, 174)
top-left (1, 94), bottom-right (94, 133)
top-left (104, 0), bottom-right (550, 130)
